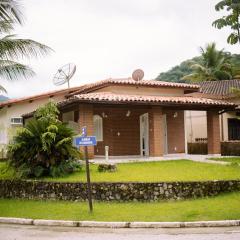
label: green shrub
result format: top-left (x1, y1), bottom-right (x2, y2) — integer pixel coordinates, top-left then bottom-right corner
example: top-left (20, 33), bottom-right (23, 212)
top-left (98, 163), bottom-right (117, 172)
top-left (8, 102), bottom-right (82, 178)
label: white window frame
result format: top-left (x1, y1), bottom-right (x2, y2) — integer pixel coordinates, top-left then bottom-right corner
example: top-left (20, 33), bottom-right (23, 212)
top-left (93, 115), bottom-right (103, 141)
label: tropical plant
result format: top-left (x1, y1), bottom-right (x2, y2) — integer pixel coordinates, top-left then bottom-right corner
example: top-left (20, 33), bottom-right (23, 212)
top-left (0, 0), bottom-right (52, 93)
top-left (212, 0), bottom-right (240, 45)
top-left (181, 43), bottom-right (233, 82)
top-left (0, 0), bottom-right (23, 25)
top-left (156, 57), bottom-right (202, 83)
top-left (156, 53), bottom-right (240, 83)
top-left (7, 102), bottom-right (82, 178)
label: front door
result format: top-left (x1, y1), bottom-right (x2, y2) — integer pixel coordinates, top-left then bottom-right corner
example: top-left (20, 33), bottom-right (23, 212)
top-left (140, 113), bottom-right (149, 156)
top-left (163, 114), bottom-right (168, 155)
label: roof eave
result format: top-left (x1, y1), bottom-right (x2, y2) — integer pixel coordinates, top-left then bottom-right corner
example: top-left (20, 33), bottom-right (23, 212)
top-left (58, 98), bottom-right (236, 111)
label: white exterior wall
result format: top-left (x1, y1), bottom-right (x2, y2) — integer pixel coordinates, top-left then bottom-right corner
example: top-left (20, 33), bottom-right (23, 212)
top-left (0, 95), bottom-right (65, 149)
top-left (185, 111), bottom-right (207, 142)
top-left (185, 110), bottom-right (239, 142)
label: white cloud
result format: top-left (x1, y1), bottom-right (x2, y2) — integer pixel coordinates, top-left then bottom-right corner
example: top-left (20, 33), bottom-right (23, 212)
top-left (1, 0), bottom-right (239, 98)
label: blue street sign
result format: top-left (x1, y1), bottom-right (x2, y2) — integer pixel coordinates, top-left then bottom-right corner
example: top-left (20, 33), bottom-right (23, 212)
top-left (75, 136), bottom-right (97, 146)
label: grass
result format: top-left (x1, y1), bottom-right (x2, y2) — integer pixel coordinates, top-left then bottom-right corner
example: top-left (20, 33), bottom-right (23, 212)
top-left (209, 157), bottom-right (240, 165)
top-left (0, 161), bottom-right (15, 180)
top-left (0, 192), bottom-right (240, 222)
top-left (0, 160), bottom-right (240, 182)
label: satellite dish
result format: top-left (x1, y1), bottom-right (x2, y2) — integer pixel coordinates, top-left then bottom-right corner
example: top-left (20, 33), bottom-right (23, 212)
top-left (132, 69), bottom-right (144, 81)
top-left (53, 63), bottom-right (76, 88)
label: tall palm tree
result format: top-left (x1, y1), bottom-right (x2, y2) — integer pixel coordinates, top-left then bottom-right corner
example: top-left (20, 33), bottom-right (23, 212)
top-left (0, 0), bottom-right (52, 93)
top-left (182, 43), bottom-right (233, 82)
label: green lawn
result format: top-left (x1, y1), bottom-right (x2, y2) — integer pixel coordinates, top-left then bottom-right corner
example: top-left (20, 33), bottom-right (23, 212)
top-left (209, 157), bottom-right (240, 165)
top-left (0, 192), bottom-right (240, 222)
top-left (1, 160), bottom-right (240, 182)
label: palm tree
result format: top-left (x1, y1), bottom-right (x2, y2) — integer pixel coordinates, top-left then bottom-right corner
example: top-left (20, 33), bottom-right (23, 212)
top-left (0, 0), bottom-right (23, 25)
top-left (182, 43), bottom-right (233, 82)
top-left (0, 0), bottom-right (52, 93)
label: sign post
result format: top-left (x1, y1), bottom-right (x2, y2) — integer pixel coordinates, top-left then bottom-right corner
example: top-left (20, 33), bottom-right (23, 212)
top-left (74, 127), bottom-right (96, 213)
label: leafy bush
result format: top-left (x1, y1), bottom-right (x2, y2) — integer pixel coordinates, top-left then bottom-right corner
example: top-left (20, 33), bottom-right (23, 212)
top-left (8, 102), bottom-right (82, 178)
top-left (98, 163), bottom-right (117, 172)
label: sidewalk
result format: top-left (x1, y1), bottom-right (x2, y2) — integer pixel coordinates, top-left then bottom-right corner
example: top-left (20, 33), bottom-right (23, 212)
top-left (91, 154), bottom-right (231, 165)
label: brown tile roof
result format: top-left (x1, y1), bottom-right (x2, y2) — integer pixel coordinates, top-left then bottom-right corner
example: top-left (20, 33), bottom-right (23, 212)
top-left (69, 78), bottom-right (200, 96)
top-left (199, 79), bottom-right (240, 96)
top-left (59, 92), bottom-right (236, 108)
top-left (0, 78), bottom-right (199, 108)
top-left (0, 86), bottom-right (82, 108)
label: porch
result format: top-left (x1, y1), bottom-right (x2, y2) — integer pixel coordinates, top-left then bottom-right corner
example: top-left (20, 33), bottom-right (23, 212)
top-left (60, 102), bottom-right (228, 159)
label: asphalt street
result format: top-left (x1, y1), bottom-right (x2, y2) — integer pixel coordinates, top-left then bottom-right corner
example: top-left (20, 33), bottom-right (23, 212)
top-left (1, 224), bottom-right (240, 240)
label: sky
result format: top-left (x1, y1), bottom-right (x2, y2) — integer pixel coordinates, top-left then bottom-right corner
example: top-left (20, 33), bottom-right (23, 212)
top-left (1, 0), bottom-right (240, 98)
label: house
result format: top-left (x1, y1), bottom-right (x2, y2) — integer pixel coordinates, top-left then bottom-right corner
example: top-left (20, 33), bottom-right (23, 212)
top-left (0, 77), bottom-right (236, 158)
top-left (0, 86), bottom-right (82, 150)
top-left (21, 77), bottom-right (236, 159)
top-left (186, 79), bottom-right (240, 143)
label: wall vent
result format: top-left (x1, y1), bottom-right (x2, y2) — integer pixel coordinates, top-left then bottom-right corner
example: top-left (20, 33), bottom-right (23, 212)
top-left (10, 117), bottom-right (23, 125)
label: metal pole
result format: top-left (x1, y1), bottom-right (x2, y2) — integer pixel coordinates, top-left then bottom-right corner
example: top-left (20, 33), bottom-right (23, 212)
top-left (84, 145), bottom-right (93, 212)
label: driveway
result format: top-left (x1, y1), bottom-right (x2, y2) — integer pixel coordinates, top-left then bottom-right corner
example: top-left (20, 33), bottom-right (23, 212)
top-left (1, 224), bottom-right (240, 240)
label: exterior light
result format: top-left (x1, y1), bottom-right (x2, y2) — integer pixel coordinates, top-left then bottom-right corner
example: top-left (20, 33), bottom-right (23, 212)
top-left (126, 110), bottom-right (131, 117)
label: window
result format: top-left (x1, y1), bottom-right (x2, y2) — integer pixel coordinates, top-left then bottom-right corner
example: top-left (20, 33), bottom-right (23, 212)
top-left (228, 118), bottom-right (240, 140)
top-left (62, 111), bottom-right (74, 123)
top-left (93, 115), bottom-right (103, 141)
top-left (62, 111), bottom-right (80, 135)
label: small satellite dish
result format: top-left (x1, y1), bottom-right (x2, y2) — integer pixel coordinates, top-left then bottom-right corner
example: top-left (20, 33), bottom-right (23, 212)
top-left (53, 63), bottom-right (76, 88)
top-left (132, 69), bottom-right (144, 81)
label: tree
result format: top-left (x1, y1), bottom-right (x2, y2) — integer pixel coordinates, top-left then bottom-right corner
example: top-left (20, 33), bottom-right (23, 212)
top-left (212, 0), bottom-right (240, 45)
top-left (0, 0), bottom-right (23, 25)
top-left (0, 0), bottom-right (52, 93)
top-left (8, 102), bottom-right (81, 178)
top-left (182, 43), bottom-right (233, 82)
top-left (156, 57), bottom-right (202, 83)
top-left (156, 53), bottom-right (240, 83)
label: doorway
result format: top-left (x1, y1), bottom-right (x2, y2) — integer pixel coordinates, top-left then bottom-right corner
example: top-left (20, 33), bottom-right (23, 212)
top-left (163, 114), bottom-right (168, 154)
top-left (140, 113), bottom-right (149, 156)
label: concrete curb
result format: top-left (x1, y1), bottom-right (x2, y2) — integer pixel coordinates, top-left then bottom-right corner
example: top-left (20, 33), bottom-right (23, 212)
top-left (33, 219), bottom-right (78, 227)
top-left (0, 217), bottom-right (33, 225)
top-left (0, 217), bottom-right (240, 228)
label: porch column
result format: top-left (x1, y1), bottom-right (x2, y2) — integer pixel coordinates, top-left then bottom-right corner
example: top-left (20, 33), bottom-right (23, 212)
top-left (207, 110), bottom-right (221, 155)
top-left (149, 107), bottom-right (164, 156)
top-left (78, 104), bottom-right (94, 158)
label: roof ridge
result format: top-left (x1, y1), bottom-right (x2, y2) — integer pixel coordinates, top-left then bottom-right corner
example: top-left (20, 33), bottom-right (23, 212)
top-left (68, 78), bottom-right (199, 96)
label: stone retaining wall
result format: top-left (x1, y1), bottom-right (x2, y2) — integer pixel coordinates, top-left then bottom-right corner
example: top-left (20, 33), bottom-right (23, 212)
top-left (0, 180), bottom-right (240, 202)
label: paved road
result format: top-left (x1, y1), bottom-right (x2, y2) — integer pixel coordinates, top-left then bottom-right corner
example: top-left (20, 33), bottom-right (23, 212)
top-left (1, 224), bottom-right (240, 240)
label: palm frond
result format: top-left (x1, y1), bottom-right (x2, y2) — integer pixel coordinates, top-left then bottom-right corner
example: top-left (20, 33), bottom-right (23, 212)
top-left (181, 73), bottom-right (205, 82)
top-left (0, 35), bottom-right (53, 60)
top-left (0, 19), bottom-right (13, 33)
top-left (0, 84), bottom-right (7, 93)
top-left (0, 0), bottom-right (23, 24)
top-left (0, 59), bottom-right (35, 81)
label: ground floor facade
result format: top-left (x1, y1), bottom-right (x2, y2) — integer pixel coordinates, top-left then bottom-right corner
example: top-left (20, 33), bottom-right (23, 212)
top-left (186, 110), bottom-right (240, 142)
top-left (60, 103), bottom-right (222, 158)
